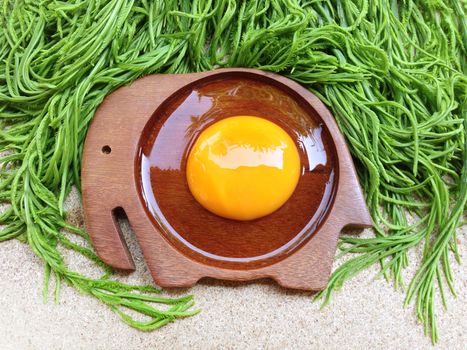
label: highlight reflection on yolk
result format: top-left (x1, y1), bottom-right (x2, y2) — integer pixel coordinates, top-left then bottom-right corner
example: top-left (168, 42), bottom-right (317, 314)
top-left (186, 116), bottom-right (300, 221)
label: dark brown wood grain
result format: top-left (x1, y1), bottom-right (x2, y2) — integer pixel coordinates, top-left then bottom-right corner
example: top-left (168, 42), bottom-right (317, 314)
top-left (139, 77), bottom-right (337, 270)
top-left (82, 69), bottom-right (372, 291)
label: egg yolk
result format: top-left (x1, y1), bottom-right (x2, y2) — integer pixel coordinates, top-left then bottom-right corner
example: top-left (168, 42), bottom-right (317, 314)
top-left (186, 116), bottom-right (301, 221)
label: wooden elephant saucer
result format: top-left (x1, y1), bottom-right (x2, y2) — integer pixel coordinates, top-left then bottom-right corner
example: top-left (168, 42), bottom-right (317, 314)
top-left (82, 68), bottom-right (372, 291)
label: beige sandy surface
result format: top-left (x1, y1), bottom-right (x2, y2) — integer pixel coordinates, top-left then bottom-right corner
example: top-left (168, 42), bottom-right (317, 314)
top-left (0, 189), bottom-right (465, 350)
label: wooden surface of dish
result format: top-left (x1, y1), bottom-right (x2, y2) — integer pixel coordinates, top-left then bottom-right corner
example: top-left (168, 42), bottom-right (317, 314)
top-left (82, 69), bottom-right (372, 290)
top-left (139, 77), bottom-right (337, 269)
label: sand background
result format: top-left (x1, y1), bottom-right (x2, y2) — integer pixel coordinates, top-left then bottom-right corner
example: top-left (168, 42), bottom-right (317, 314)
top-left (0, 189), bottom-right (465, 349)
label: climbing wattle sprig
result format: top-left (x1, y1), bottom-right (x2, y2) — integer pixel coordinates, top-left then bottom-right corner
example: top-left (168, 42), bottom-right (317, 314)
top-left (0, 0), bottom-right (465, 343)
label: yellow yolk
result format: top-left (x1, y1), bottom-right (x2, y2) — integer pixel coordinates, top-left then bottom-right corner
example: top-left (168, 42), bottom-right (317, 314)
top-left (186, 116), bottom-right (301, 221)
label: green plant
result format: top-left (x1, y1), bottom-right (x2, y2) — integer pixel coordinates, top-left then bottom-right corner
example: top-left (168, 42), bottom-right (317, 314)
top-left (1, 0), bottom-right (465, 342)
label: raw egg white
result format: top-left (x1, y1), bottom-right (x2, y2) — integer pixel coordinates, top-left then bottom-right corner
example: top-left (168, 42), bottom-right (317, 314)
top-left (186, 116), bottom-right (300, 221)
